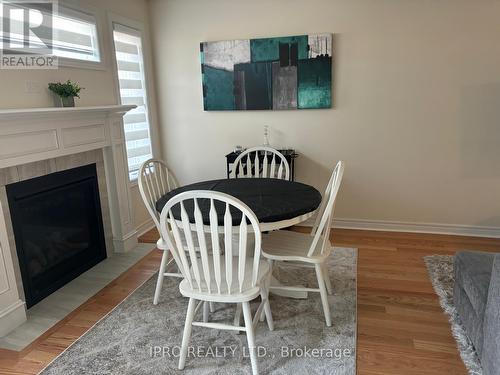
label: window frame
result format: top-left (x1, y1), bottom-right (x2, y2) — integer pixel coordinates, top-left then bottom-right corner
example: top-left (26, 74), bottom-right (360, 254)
top-left (0, 2), bottom-right (105, 69)
top-left (55, 4), bottom-right (106, 70)
top-left (108, 13), bottom-right (158, 185)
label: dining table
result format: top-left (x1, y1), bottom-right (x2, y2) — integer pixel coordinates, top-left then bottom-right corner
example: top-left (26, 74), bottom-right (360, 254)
top-left (155, 177), bottom-right (322, 298)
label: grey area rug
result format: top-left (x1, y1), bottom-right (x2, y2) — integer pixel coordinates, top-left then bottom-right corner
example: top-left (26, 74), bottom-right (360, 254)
top-left (424, 255), bottom-right (482, 375)
top-left (40, 247), bottom-right (357, 375)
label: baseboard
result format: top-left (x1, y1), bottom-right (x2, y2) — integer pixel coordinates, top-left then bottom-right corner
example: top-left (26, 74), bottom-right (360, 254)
top-left (136, 218), bottom-right (155, 238)
top-left (113, 229), bottom-right (138, 253)
top-left (301, 216), bottom-right (500, 238)
top-left (133, 215), bottom-right (500, 240)
top-left (113, 219), bottom-right (155, 252)
top-left (0, 299), bottom-right (26, 337)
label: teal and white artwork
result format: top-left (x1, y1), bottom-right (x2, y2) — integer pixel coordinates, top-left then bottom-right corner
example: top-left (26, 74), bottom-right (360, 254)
top-left (200, 33), bottom-right (332, 111)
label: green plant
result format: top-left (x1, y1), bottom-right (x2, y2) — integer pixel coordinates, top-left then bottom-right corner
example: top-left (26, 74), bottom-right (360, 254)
top-left (48, 80), bottom-right (84, 98)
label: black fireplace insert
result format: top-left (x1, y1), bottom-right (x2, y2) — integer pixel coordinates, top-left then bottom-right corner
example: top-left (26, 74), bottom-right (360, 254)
top-left (6, 164), bottom-right (107, 308)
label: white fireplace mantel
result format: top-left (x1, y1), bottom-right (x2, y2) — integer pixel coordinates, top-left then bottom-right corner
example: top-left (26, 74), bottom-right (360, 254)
top-left (0, 105), bottom-right (137, 337)
top-left (0, 104), bottom-right (134, 118)
top-left (0, 105), bottom-right (135, 168)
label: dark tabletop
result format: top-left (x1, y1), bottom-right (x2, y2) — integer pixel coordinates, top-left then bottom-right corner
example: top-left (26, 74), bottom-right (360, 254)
top-left (155, 178), bottom-right (322, 226)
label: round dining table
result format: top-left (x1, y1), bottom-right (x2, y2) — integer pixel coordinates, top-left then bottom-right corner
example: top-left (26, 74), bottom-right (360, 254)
top-left (155, 178), bottom-right (322, 232)
top-left (155, 178), bottom-right (322, 299)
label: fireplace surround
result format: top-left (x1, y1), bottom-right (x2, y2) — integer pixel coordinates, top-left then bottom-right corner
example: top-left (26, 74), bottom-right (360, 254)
top-left (0, 105), bottom-right (135, 336)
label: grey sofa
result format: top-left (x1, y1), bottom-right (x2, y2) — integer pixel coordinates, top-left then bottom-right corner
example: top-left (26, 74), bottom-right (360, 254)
top-left (454, 251), bottom-right (500, 375)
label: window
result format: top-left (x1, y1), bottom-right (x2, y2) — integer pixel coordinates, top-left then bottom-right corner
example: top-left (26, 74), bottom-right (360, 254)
top-left (112, 23), bottom-right (153, 181)
top-left (52, 7), bottom-right (100, 62)
top-left (0, 4), bottom-right (101, 63)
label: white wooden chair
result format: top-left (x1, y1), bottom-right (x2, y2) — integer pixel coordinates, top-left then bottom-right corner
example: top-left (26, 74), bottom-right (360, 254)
top-left (231, 146), bottom-right (290, 180)
top-left (160, 190), bottom-right (274, 375)
top-left (138, 158), bottom-right (183, 305)
top-left (261, 161), bottom-right (345, 326)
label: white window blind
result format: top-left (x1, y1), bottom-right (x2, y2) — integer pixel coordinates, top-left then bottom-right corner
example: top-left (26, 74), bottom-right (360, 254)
top-left (0, 5), bottom-right (100, 62)
top-left (113, 23), bottom-right (153, 181)
top-left (52, 7), bottom-right (100, 62)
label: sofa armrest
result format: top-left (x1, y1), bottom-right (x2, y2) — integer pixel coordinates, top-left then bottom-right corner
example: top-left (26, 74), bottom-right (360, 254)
top-left (481, 253), bottom-right (500, 375)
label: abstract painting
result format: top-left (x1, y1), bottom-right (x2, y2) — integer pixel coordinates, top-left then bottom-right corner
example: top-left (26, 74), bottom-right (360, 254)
top-left (200, 33), bottom-right (332, 111)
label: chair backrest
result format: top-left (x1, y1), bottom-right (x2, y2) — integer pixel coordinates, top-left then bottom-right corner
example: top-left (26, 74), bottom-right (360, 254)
top-left (231, 146), bottom-right (290, 180)
top-left (159, 190), bottom-right (263, 295)
top-left (138, 158), bottom-right (179, 230)
top-left (308, 161), bottom-right (345, 257)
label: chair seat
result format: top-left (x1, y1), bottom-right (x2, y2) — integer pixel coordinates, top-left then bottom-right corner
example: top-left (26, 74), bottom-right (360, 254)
top-left (157, 235), bottom-right (214, 252)
top-left (262, 230), bottom-right (332, 263)
top-left (179, 256), bottom-right (270, 302)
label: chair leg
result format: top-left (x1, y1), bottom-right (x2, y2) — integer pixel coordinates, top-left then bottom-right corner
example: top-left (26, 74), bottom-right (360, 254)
top-left (209, 302), bottom-right (215, 313)
top-left (153, 249), bottom-right (170, 305)
top-left (260, 260), bottom-right (274, 322)
top-left (315, 264), bottom-right (332, 327)
top-left (203, 301), bottom-right (209, 323)
top-left (322, 263), bottom-right (333, 295)
top-left (260, 286), bottom-right (274, 331)
top-left (234, 303), bottom-right (242, 330)
top-left (242, 301), bottom-right (259, 375)
top-left (179, 298), bottom-right (196, 370)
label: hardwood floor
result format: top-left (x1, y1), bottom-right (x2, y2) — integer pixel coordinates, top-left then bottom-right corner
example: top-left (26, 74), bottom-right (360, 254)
top-left (1, 227), bottom-right (499, 374)
top-left (333, 229), bottom-right (500, 375)
top-left (0, 246), bottom-right (163, 375)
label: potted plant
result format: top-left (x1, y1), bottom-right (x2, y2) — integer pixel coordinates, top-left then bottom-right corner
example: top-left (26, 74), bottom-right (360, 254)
top-left (48, 80), bottom-right (84, 107)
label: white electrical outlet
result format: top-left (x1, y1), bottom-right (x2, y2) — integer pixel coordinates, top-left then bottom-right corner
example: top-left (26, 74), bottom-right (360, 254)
top-left (25, 81), bottom-right (42, 94)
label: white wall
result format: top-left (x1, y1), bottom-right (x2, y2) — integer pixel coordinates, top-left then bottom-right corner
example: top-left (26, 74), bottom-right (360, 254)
top-left (0, 0), bottom-right (157, 235)
top-left (149, 0), bottom-right (500, 234)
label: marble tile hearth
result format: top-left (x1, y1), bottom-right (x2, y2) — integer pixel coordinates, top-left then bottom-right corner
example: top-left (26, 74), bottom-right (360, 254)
top-left (0, 243), bottom-right (154, 351)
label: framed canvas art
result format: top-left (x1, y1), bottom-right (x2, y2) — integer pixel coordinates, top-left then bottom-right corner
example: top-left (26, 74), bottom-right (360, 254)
top-left (200, 33), bottom-right (332, 111)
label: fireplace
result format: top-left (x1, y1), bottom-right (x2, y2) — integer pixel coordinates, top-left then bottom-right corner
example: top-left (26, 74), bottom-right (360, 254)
top-left (6, 164), bottom-right (107, 308)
